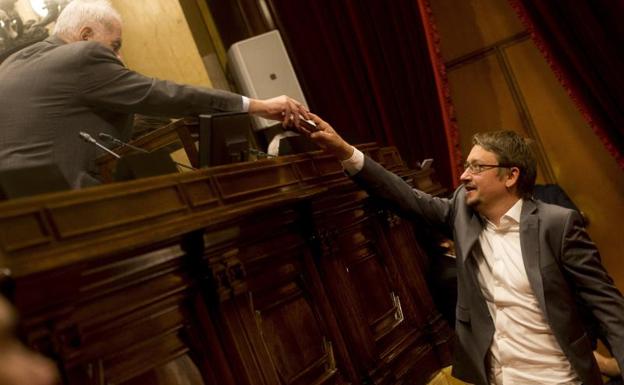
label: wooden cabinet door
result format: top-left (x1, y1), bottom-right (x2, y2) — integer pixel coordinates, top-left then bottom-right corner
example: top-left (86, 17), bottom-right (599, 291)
top-left (16, 240), bottom-right (231, 385)
top-left (201, 207), bottom-right (352, 385)
top-left (3, 145), bottom-right (450, 385)
top-left (372, 210), bottom-right (454, 366)
top-left (310, 188), bottom-right (442, 385)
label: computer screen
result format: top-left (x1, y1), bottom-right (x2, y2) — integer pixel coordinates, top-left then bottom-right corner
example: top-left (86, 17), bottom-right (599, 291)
top-left (198, 112), bottom-right (256, 167)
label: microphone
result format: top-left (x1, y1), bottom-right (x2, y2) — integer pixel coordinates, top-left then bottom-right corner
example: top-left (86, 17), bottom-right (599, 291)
top-left (98, 133), bottom-right (148, 154)
top-left (79, 131), bottom-right (121, 159)
top-left (97, 132), bottom-right (196, 171)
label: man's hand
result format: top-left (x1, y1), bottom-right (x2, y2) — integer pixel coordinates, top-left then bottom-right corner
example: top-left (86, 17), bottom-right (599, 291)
top-left (302, 113), bottom-right (354, 161)
top-left (248, 95), bottom-right (310, 127)
top-left (0, 297), bottom-right (58, 385)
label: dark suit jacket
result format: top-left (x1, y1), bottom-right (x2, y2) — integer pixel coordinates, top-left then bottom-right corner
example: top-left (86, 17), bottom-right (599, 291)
top-left (353, 157), bottom-right (624, 385)
top-left (0, 36), bottom-right (243, 188)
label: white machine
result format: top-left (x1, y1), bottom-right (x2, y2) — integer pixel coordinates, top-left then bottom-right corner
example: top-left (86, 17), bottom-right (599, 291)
top-left (228, 30), bottom-right (308, 130)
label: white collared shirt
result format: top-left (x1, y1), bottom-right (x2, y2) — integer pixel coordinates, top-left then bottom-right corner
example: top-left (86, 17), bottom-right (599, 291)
top-left (341, 147), bottom-right (365, 175)
top-left (476, 199), bottom-right (580, 385)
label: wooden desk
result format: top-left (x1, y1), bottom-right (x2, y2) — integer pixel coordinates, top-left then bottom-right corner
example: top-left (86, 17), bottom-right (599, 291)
top-left (95, 118), bottom-right (199, 182)
top-left (0, 146), bottom-right (452, 385)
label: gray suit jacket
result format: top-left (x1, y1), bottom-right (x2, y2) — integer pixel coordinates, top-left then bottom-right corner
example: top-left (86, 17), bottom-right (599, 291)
top-left (354, 156), bottom-right (624, 385)
top-left (0, 36), bottom-right (243, 188)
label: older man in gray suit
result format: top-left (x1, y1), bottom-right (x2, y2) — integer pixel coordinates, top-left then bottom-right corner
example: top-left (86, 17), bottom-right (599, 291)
top-left (0, 0), bottom-right (308, 188)
top-left (301, 113), bottom-right (624, 385)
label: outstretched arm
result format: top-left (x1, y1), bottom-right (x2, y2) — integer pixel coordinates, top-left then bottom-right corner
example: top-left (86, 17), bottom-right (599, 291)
top-left (80, 42), bottom-right (309, 123)
top-left (303, 113), bottom-right (453, 231)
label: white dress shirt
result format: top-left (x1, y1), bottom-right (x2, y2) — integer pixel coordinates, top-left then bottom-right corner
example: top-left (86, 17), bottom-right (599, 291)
top-left (341, 147), bottom-right (581, 384)
top-left (340, 146), bottom-right (365, 175)
top-left (476, 200), bottom-right (580, 385)
top-left (242, 96), bottom-right (250, 111)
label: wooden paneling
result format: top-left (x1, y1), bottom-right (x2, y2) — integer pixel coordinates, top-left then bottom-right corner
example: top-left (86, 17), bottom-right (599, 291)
top-left (1, 146), bottom-right (452, 385)
top-left (14, 236), bottom-right (220, 385)
top-left (505, 40), bottom-right (624, 291)
top-left (446, 54), bottom-right (526, 154)
top-left (111, 0), bottom-right (212, 87)
top-left (310, 187), bottom-right (450, 385)
top-left (429, 0), bottom-right (525, 61)
top-left (206, 209), bottom-right (348, 385)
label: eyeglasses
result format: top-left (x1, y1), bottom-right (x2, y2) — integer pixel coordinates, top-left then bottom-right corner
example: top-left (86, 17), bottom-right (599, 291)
top-left (463, 162), bottom-right (513, 174)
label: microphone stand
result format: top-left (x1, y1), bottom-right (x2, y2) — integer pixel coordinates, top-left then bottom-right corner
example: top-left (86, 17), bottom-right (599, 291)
top-left (79, 132), bottom-right (121, 159)
top-left (98, 133), bottom-right (196, 170)
top-left (109, 137), bottom-right (149, 154)
top-left (94, 142), bottom-right (121, 159)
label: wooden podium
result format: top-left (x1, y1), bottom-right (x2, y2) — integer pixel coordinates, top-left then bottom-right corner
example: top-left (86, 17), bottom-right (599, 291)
top-left (0, 144), bottom-right (452, 385)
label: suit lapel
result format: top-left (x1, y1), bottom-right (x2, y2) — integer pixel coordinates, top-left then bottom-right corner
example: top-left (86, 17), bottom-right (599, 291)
top-left (457, 209), bottom-right (485, 298)
top-left (459, 212), bottom-right (483, 263)
top-left (520, 199), bottom-right (547, 317)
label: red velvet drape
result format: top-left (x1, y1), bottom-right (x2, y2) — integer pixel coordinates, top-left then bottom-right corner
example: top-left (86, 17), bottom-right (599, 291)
top-left (267, 0), bottom-right (461, 188)
top-left (508, 0), bottom-right (624, 170)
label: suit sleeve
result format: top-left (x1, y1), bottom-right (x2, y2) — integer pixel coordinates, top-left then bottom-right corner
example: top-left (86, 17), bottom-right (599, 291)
top-left (352, 155), bottom-right (454, 233)
top-left (560, 210), bottom-right (624, 380)
top-left (77, 42), bottom-right (243, 116)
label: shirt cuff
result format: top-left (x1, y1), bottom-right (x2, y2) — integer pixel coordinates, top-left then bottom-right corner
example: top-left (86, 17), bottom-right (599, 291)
top-left (241, 96), bottom-right (250, 112)
top-left (340, 147), bottom-right (364, 176)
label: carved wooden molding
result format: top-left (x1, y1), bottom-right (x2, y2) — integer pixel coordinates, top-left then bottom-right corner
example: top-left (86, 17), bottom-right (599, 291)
top-left (0, 144), bottom-right (451, 385)
top-left (2, 144), bottom-right (433, 279)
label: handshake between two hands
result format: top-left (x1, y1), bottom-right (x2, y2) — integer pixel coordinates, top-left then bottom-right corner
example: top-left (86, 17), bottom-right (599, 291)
top-left (286, 112), bottom-right (354, 161)
top-left (251, 95), bottom-right (354, 161)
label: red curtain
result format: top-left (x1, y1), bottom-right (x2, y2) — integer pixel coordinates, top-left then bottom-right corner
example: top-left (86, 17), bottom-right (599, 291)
top-left (509, 0), bottom-right (624, 170)
top-left (267, 0), bottom-right (461, 188)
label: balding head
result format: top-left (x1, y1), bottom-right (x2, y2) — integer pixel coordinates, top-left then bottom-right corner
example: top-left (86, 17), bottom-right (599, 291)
top-left (53, 0), bottom-right (123, 57)
top-left (53, 0), bottom-right (121, 38)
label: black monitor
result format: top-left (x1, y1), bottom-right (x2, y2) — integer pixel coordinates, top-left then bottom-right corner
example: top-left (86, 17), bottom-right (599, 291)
top-left (198, 112), bottom-right (256, 167)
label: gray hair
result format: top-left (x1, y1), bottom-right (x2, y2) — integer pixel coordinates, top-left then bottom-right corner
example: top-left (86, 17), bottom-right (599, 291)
top-left (53, 0), bottom-right (121, 40)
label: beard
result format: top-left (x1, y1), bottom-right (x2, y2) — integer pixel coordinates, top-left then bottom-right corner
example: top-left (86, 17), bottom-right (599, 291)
top-left (464, 187), bottom-right (480, 207)
top-left (466, 196), bottom-right (479, 207)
